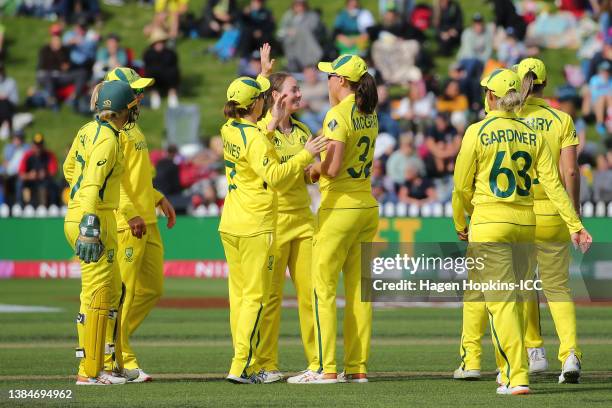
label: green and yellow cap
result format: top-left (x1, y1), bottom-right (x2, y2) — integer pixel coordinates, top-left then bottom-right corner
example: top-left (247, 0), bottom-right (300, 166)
top-left (516, 58), bottom-right (546, 84)
top-left (226, 75), bottom-right (270, 108)
top-left (318, 54), bottom-right (368, 82)
top-left (96, 80), bottom-right (138, 112)
top-left (480, 68), bottom-right (520, 97)
top-left (105, 67), bottom-right (155, 89)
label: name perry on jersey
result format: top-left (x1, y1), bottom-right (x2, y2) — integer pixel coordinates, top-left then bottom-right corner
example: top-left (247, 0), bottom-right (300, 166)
top-left (352, 114), bottom-right (378, 131)
top-left (480, 129), bottom-right (537, 147)
top-left (224, 140), bottom-right (241, 160)
top-left (522, 117), bottom-right (553, 132)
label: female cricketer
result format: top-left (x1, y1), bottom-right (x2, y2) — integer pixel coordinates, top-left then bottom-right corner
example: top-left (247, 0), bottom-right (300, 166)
top-left (104, 67), bottom-right (177, 383)
top-left (517, 58), bottom-right (582, 383)
top-left (219, 74), bottom-right (327, 384)
top-left (288, 54), bottom-right (379, 384)
top-left (255, 70), bottom-right (319, 383)
top-left (451, 68), bottom-right (591, 395)
top-left (63, 80), bottom-right (139, 385)
top-left (453, 59), bottom-right (583, 385)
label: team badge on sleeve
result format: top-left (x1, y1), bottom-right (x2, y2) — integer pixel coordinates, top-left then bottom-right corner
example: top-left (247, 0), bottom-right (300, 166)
top-left (107, 249), bottom-right (115, 264)
top-left (328, 119), bottom-right (338, 131)
top-left (125, 247), bottom-right (133, 262)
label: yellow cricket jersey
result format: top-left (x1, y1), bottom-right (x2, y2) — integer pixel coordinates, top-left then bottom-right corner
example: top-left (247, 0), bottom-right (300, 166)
top-left (115, 124), bottom-right (164, 230)
top-left (319, 94), bottom-right (378, 209)
top-left (452, 110), bottom-right (583, 233)
top-left (257, 112), bottom-right (312, 212)
top-left (518, 96), bottom-right (579, 214)
top-left (218, 117), bottom-right (314, 237)
top-left (63, 118), bottom-right (124, 222)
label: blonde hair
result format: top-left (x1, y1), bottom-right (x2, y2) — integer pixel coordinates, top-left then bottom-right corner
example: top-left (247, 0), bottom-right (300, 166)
top-left (497, 90), bottom-right (522, 112)
top-left (519, 71), bottom-right (537, 107)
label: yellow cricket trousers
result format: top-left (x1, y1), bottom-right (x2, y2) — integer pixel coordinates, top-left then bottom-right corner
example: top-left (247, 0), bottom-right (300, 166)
top-left (524, 210), bottom-right (581, 366)
top-left (64, 210), bottom-right (122, 377)
top-left (117, 222), bottom-right (164, 370)
top-left (221, 231), bottom-right (275, 378)
top-left (312, 206), bottom-right (379, 375)
top-left (258, 207), bottom-right (318, 372)
top-left (467, 203), bottom-right (535, 387)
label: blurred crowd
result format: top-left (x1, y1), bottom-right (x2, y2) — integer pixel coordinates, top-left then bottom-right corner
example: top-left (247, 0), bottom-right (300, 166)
top-left (1, 0), bottom-right (612, 213)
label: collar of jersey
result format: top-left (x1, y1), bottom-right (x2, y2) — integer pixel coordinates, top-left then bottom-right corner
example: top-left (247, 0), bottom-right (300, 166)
top-left (485, 110), bottom-right (517, 118)
top-left (235, 117), bottom-right (258, 127)
top-left (338, 93), bottom-right (356, 106)
top-left (525, 96), bottom-right (547, 106)
top-left (95, 116), bottom-right (121, 136)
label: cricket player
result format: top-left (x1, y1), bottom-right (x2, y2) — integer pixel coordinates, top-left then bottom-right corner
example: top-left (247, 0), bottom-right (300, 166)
top-left (256, 69), bottom-right (319, 382)
top-left (63, 80), bottom-right (139, 385)
top-left (453, 59), bottom-right (583, 385)
top-left (288, 55), bottom-right (379, 384)
top-left (219, 74), bottom-right (327, 384)
top-left (452, 68), bottom-right (591, 395)
top-left (104, 67), bottom-right (177, 383)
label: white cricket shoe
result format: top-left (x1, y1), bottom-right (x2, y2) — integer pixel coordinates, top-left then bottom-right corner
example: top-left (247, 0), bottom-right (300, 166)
top-left (127, 368), bottom-right (153, 383)
top-left (559, 351), bottom-right (581, 384)
top-left (337, 372), bottom-right (368, 383)
top-left (453, 367), bottom-right (481, 380)
top-left (496, 385), bottom-right (530, 395)
top-left (528, 347), bottom-right (548, 374)
top-left (260, 370), bottom-right (284, 384)
top-left (287, 370), bottom-right (338, 384)
top-left (76, 372), bottom-right (127, 385)
top-left (496, 371), bottom-right (504, 386)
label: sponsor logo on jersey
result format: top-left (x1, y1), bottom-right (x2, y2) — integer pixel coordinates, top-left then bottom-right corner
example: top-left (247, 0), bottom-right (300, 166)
top-left (97, 159), bottom-right (107, 166)
top-left (134, 141), bottom-right (148, 151)
top-left (263, 156), bottom-right (269, 166)
top-left (107, 249), bottom-right (115, 264)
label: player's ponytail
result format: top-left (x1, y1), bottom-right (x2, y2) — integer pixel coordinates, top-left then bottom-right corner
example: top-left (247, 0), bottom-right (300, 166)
top-left (497, 89), bottom-right (522, 112)
top-left (224, 100), bottom-right (251, 119)
top-left (519, 70), bottom-right (546, 109)
top-left (262, 72), bottom-right (291, 115)
top-left (350, 72), bottom-right (378, 115)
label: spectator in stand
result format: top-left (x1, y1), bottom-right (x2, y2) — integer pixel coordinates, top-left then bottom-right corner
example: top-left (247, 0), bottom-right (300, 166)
top-left (236, 0), bottom-right (276, 58)
top-left (333, 0), bottom-right (375, 55)
top-left (398, 162), bottom-right (437, 205)
top-left (298, 65), bottom-right (329, 134)
top-left (377, 84), bottom-right (401, 139)
top-left (433, 0), bottom-right (463, 56)
top-left (371, 158), bottom-right (397, 204)
top-left (436, 79), bottom-right (468, 131)
top-left (0, 24), bottom-right (5, 62)
top-left (489, 0), bottom-right (527, 40)
top-left (587, 36), bottom-right (612, 81)
top-left (17, 133), bottom-right (58, 207)
top-left (457, 13), bottom-right (493, 64)
top-left (1, 131), bottom-right (29, 205)
top-left (424, 113), bottom-right (460, 178)
top-left (456, 13), bottom-right (493, 105)
top-left (62, 19), bottom-right (99, 109)
top-left (36, 28), bottom-right (72, 109)
top-left (368, 6), bottom-right (425, 42)
top-left (496, 27), bottom-right (527, 66)
top-left (154, 144), bottom-right (190, 212)
top-left (144, 29), bottom-right (180, 109)
top-left (154, 0), bottom-right (189, 41)
top-left (0, 64), bottom-right (18, 138)
top-left (386, 134), bottom-right (425, 189)
top-left (393, 79), bottom-right (436, 134)
top-left (55, 0), bottom-right (101, 24)
top-left (237, 49), bottom-right (262, 77)
top-left (198, 0), bottom-right (239, 38)
top-left (278, 0), bottom-right (325, 72)
top-left (593, 152), bottom-right (612, 202)
top-left (587, 61), bottom-right (612, 136)
top-left (92, 33), bottom-right (128, 82)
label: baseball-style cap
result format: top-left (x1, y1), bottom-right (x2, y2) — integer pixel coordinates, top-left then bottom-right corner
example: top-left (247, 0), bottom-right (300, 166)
top-left (516, 58), bottom-right (547, 84)
top-left (96, 80), bottom-right (138, 112)
top-left (33, 132), bottom-right (45, 145)
top-left (480, 68), bottom-right (520, 97)
top-left (226, 75), bottom-right (270, 108)
top-left (318, 54), bottom-right (368, 82)
top-left (105, 67), bottom-right (155, 89)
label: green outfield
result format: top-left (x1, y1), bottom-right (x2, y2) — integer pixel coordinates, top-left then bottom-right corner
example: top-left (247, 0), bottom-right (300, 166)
top-left (0, 278), bottom-right (611, 407)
